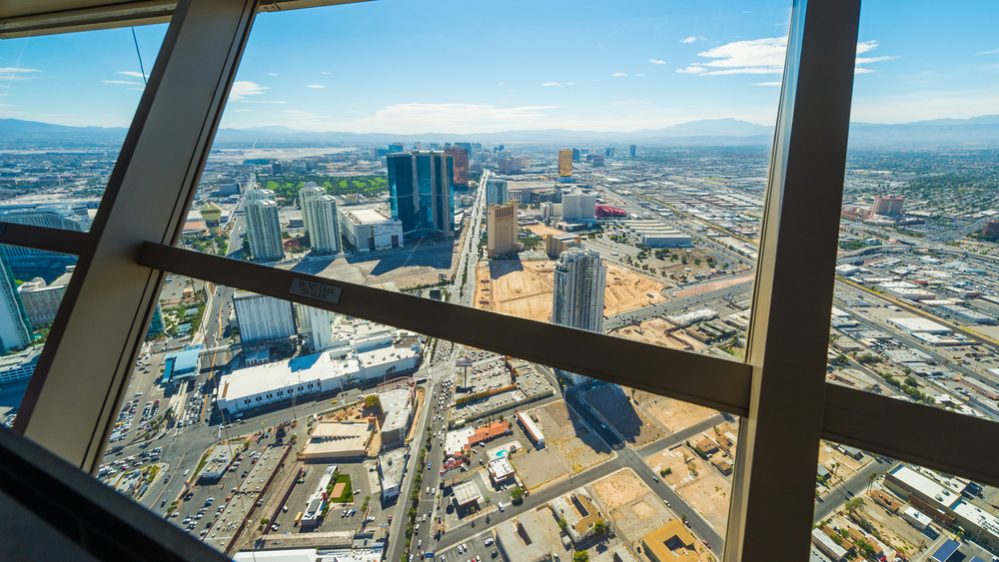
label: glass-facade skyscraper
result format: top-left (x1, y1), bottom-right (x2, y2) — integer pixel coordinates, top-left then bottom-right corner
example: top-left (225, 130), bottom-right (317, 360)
top-left (387, 151), bottom-right (455, 238)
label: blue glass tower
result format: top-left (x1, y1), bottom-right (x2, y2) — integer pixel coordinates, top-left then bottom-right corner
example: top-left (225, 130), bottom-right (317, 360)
top-left (387, 151), bottom-right (454, 238)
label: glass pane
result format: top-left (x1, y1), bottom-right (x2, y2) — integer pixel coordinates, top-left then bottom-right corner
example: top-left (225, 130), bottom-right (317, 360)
top-left (813, 442), bottom-right (999, 562)
top-left (0, 243), bottom-right (77, 427)
top-left (0, 24), bottom-right (168, 231)
top-left (99, 274), bottom-right (734, 560)
top-left (826, 1), bottom-right (999, 421)
top-left (178, 0), bottom-right (792, 362)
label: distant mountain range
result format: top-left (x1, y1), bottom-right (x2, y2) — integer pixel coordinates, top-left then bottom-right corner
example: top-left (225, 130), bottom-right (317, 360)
top-left (4, 115), bottom-right (999, 148)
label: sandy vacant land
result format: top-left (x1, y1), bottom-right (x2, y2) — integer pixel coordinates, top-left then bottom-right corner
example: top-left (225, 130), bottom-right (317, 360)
top-left (633, 391), bottom-right (719, 435)
top-left (673, 273), bottom-right (754, 300)
top-left (591, 469), bottom-right (674, 545)
top-left (475, 259), bottom-right (666, 323)
top-left (580, 385), bottom-right (666, 448)
top-left (817, 440), bottom-right (874, 485)
top-left (611, 318), bottom-right (707, 353)
top-left (526, 223), bottom-right (570, 238)
top-left (646, 445), bottom-right (731, 533)
top-left (604, 264), bottom-right (668, 316)
top-left (474, 260), bottom-right (554, 322)
top-left (511, 400), bottom-right (613, 490)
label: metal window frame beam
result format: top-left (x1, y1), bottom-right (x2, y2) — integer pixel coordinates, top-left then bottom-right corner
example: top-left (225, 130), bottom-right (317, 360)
top-left (14, 0), bottom-right (259, 471)
top-left (0, 223), bottom-right (91, 256)
top-left (136, 242), bottom-right (753, 416)
top-left (723, 1), bottom-right (861, 560)
top-left (822, 384), bottom-right (999, 487)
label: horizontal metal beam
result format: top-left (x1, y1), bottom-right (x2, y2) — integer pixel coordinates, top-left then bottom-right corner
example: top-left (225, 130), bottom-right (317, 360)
top-left (138, 243), bottom-right (753, 416)
top-left (822, 383), bottom-right (999, 487)
top-left (0, 222), bottom-right (90, 256)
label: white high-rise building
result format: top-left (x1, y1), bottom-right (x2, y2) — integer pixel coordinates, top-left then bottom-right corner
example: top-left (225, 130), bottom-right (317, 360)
top-left (245, 196), bottom-right (284, 261)
top-left (302, 194), bottom-right (340, 255)
top-left (561, 192), bottom-right (597, 222)
top-left (233, 291), bottom-right (296, 346)
top-left (298, 183), bottom-right (325, 238)
top-left (486, 178), bottom-right (508, 206)
top-left (244, 187), bottom-right (275, 203)
top-left (0, 253), bottom-right (31, 353)
top-left (552, 249), bottom-right (605, 385)
top-left (304, 306), bottom-right (335, 352)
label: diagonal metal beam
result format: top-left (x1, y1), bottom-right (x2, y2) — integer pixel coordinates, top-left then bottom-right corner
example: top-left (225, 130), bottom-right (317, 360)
top-left (138, 242), bottom-right (753, 416)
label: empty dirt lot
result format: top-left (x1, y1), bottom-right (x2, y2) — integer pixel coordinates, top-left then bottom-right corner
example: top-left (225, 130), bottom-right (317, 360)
top-left (646, 445), bottom-right (732, 534)
top-left (580, 385), bottom-right (666, 448)
top-left (632, 391), bottom-right (720, 434)
top-left (510, 400), bottom-right (614, 490)
top-left (475, 259), bottom-right (666, 323)
top-left (590, 469), bottom-right (675, 545)
top-left (611, 318), bottom-right (708, 352)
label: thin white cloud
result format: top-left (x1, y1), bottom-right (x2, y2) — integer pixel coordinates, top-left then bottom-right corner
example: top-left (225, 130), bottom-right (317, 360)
top-left (498, 80), bottom-right (505, 87)
top-left (267, 72), bottom-right (279, 77)
top-left (241, 100), bottom-right (288, 105)
top-left (306, 84), bottom-right (326, 89)
top-left (680, 36), bottom-right (705, 44)
top-left (976, 48), bottom-right (999, 56)
top-left (103, 80), bottom-right (144, 86)
top-left (0, 67), bottom-right (41, 81)
top-left (676, 66), bottom-right (707, 74)
top-left (678, 37), bottom-right (892, 76)
top-left (118, 70), bottom-right (148, 79)
top-left (648, 58), bottom-right (667, 65)
top-left (320, 71), bottom-right (331, 75)
top-left (683, 37), bottom-right (787, 75)
top-left (635, 73), bottom-right (646, 77)
top-left (611, 72), bottom-right (628, 77)
top-left (541, 82), bottom-right (563, 87)
top-left (0, 67), bottom-right (40, 74)
top-left (229, 80), bottom-right (268, 101)
top-left (856, 40), bottom-right (880, 55)
top-left (752, 81), bottom-right (782, 87)
top-left (234, 108), bottom-right (252, 113)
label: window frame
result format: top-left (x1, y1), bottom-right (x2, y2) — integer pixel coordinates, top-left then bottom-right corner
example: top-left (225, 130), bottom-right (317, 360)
top-left (0, 0), bottom-right (996, 560)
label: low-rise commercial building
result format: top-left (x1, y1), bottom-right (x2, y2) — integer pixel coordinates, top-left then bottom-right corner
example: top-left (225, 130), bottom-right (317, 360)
top-left (216, 336), bottom-right (420, 416)
top-left (337, 206), bottom-right (402, 252)
top-left (640, 519), bottom-right (707, 562)
top-left (378, 387), bottom-right (414, 449)
top-left (161, 344), bottom-right (203, 385)
top-left (516, 410), bottom-right (545, 448)
top-left (301, 466), bottom-right (337, 530)
top-left (197, 443), bottom-right (236, 483)
top-left (487, 457), bottom-right (515, 485)
top-left (301, 421), bottom-right (373, 461)
top-left (378, 447), bottom-right (408, 503)
top-left (495, 511), bottom-right (552, 562)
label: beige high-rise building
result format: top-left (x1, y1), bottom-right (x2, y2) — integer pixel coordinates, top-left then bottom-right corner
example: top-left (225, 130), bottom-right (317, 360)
top-left (558, 149), bottom-right (573, 178)
top-left (487, 202), bottom-right (518, 258)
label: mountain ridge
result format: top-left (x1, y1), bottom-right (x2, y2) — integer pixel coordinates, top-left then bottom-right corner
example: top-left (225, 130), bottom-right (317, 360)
top-left (4, 115), bottom-right (999, 147)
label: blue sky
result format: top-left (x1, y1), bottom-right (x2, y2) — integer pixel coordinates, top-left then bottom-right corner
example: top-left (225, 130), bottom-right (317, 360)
top-left (2, 0), bottom-right (999, 132)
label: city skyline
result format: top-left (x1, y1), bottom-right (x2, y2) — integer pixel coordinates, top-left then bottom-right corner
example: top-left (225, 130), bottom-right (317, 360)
top-left (3, 0), bottom-right (999, 131)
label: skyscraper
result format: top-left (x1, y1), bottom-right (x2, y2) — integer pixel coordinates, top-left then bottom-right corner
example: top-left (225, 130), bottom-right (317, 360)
top-left (552, 249), bottom-right (606, 334)
top-left (445, 146), bottom-right (469, 189)
top-left (486, 178), bottom-right (508, 206)
top-left (552, 249), bottom-right (606, 385)
top-left (561, 192), bottom-right (597, 222)
top-left (301, 193), bottom-right (340, 255)
top-left (0, 251), bottom-right (31, 353)
top-left (387, 151), bottom-right (455, 237)
top-left (629, 144), bottom-right (637, 158)
top-left (298, 182), bottom-right (326, 237)
top-left (245, 196), bottom-right (284, 261)
top-left (487, 203), bottom-right (518, 258)
top-left (304, 305), bottom-right (334, 352)
top-left (244, 187), bottom-right (275, 203)
top-left (571, 148), bottom-right (580, 162)
top-left (558, 149), bottom-right (573, 179)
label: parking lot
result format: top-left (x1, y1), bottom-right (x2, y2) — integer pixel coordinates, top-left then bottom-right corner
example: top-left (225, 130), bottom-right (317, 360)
top-left (436, 530), bottom-right (501, 562)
